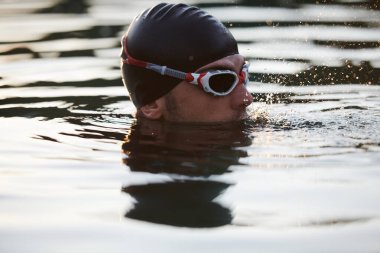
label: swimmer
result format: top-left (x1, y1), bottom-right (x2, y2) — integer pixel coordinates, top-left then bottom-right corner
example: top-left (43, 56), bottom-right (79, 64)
top-left (120, 3), bottom-right (253, 123)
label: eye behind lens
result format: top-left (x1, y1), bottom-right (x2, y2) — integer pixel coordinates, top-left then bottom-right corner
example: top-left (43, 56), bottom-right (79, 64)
top-left (208, 73), bottom-right (237, 93)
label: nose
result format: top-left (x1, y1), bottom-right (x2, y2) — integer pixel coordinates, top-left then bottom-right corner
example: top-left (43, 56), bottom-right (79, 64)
top-left (230, 82), bottom-right (253, 110)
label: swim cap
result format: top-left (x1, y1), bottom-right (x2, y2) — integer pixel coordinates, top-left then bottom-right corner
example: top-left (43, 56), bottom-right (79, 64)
top-left (121, 3), bottom-right (239, 108)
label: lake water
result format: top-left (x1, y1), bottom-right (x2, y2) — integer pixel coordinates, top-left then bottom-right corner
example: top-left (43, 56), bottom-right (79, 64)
top-left (1, 0), bottom-right (380, 252)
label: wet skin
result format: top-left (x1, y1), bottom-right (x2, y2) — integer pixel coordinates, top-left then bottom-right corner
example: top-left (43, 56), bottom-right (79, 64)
top-left (156, 54), bottom-right (254, 123)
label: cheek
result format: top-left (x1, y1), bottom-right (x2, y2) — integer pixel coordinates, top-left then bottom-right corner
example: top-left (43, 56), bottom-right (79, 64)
top-left (177, 92), bottom-right (209, 116)
top-left (180, 95), bottom-right (229, 120)
top-left (167, 82), bottom-right (232, 122)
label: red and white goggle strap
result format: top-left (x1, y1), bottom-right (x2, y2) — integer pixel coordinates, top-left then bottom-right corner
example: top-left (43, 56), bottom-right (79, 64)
top-left (185, 73), bottom-right (206, 90)
top-left (120, 35), bottom-right (148, 68)
top-left (239, 71), bottom-right (246, 84)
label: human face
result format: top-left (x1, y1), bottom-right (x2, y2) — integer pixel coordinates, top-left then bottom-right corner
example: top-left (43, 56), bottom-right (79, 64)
top-left (161, 54), bottom-right (253, 123)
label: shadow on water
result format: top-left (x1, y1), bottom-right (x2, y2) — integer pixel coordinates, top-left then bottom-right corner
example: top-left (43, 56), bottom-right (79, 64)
top-left (121, 119), bottom-right (253, 227)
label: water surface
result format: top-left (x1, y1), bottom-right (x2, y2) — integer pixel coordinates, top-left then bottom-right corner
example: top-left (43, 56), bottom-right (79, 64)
top-left (0, 0), bottom-right (380, 252)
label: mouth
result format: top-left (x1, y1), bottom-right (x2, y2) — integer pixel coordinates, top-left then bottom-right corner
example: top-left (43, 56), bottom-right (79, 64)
top-left (221, 110), bottom-right (249, 123)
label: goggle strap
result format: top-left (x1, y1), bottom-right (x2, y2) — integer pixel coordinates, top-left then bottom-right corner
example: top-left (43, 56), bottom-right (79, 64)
top-left (121, 35), bottom-right (148, 68)
top-left (197, 73), bottom-right (206, 89)
top-left (122, 35), bottom-right (188, 80)
top-left (126, 57), bottom-right (148, 68)
top-left (163, 67), bottom-right (187, 80)
top-left (185, 73), bottom-right (195, 83)
top-left (239, 71), bottom-right (245, 84)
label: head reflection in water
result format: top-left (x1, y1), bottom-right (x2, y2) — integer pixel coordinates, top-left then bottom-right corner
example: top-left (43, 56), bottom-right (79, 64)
top-left (121, 119), bottom-right (253, 227)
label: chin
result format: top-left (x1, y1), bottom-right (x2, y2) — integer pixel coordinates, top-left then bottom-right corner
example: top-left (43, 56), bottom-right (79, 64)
top-left (229, 111), bottom-right (249, 121)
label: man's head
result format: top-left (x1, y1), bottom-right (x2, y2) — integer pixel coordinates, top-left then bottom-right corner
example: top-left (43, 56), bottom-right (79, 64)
top-left (121, 3), bottom-right (253, 122)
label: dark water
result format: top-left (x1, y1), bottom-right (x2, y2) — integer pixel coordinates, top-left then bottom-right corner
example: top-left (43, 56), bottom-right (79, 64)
top-left (1, 0), bottom-right (380, 252)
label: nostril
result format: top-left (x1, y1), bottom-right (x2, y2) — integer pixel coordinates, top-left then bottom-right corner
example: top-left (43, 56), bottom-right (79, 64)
top-left (242, 85), bottom-right (253, 104)
top-left (241, 93), bottom-right (253, 108)
top-left (243, 97), bottom-right (251, 106)
top-left (231, 85), bottom-right (253, 109)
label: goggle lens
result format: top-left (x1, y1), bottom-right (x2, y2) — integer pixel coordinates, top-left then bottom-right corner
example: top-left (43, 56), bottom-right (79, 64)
top-left (208, 73), bottom-right (237, 93)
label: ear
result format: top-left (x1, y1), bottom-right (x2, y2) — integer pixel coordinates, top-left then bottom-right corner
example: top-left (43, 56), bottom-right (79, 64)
top-left (139, 98), bottom-right (165, 120)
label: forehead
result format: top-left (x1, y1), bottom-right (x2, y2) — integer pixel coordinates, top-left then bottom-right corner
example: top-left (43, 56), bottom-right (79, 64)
top-left (195, 54), bottom-right (245, 73)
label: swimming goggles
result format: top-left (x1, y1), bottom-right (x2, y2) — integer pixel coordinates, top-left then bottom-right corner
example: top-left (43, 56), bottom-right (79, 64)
top-left (121, 35), bottom-right (250, 96)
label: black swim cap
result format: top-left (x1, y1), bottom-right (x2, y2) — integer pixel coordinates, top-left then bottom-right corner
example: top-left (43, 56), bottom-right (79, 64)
top-left (121, 3), bottom-right (239, 108)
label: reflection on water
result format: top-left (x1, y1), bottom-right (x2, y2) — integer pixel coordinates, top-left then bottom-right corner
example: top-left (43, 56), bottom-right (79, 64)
top-left (122, 120), bottom-right (251, 176)
top-left (123, 181), bottom-right (233, 227)
top-left (121, 119), bottom-right (252, 227)
top-left (1, 0), bottom-right (380, 252)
